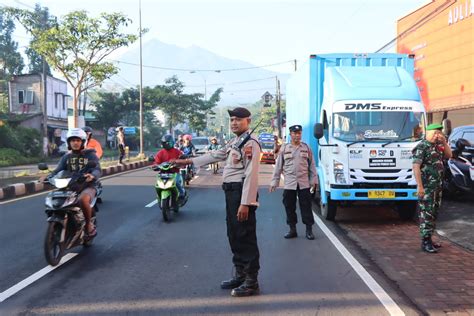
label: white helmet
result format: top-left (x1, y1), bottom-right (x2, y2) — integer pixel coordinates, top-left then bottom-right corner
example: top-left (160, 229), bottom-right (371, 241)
top-left (66, 128), bottom-right (87, 150)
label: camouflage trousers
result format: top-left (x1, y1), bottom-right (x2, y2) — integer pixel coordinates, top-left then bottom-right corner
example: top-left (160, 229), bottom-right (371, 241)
top-left (418, 187), bottom-right (442, 238)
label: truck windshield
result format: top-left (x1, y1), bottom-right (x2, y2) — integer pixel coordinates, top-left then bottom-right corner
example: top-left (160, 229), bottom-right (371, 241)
top-left (260, 142), bottom-right (274, 150)
top-left (333, 111), bottom-right (425, 142)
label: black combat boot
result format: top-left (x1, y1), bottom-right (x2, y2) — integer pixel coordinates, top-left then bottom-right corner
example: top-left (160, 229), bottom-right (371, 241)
top-left (421, 237), bottom-right (438, 253)
top-left (284, 224), bottom-right (297, 239)
top-left (231, 274), bottom-right (260, 297)
top-left (221, 267), bottom-right (245, 289)
top-left (305, 225), bottom-right (315, 240)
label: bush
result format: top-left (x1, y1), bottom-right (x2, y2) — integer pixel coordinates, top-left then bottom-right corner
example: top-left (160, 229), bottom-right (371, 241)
top-left (0, 148), bottom-right (34, 167)
top-left (0, 124), bottom-right (42, 157)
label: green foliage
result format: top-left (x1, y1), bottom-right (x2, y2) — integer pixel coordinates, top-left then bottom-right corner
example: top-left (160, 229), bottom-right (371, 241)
top-left (0, 123), bottom-right (41, 154)
top-left (6, 8), bottom-right (137, 125)
top-left (25, 4), bottom-right (53, 75)
top-left (0, 8), bottom-right (24, 77)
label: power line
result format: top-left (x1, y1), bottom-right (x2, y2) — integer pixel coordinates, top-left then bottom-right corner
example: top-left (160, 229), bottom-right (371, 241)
top-left (108, 59), bottom-right (294, 72)
top-left (186, 76), bottom-right (277, 88)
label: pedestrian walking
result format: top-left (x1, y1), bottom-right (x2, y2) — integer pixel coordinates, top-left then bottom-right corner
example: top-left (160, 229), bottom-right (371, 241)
top-left (117, 127), bottom-right (126, 165)
top-left (270, 125), bottom-right (318, 240)
top-left (413, 123), bottom-right (452, 253)
top-left (173, 107), bottom-right (261, 297)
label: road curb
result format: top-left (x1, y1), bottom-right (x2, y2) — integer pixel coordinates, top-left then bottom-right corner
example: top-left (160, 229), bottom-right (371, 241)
top-left (0, 160), bottom-right (151, 201)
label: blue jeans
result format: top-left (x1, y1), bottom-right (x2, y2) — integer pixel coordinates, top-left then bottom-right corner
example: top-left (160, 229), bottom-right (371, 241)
top-left (175, 173), bottom-right (185, 197)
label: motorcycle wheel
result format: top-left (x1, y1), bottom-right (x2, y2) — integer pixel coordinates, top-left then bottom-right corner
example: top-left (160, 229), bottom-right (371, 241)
top-left (44, 222), bottom-right (64, 266)
top-left (162, 197), bottom-right (171, 222)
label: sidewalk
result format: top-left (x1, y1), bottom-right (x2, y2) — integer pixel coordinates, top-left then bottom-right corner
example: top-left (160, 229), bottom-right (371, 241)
top-left (338, 207), bottom-right (474, 315)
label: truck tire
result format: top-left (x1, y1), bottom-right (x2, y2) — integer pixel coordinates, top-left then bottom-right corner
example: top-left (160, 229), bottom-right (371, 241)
top-left (320, 194), bottom-right (337, 221)
top-left (396, 201), bottom-right (417, 220)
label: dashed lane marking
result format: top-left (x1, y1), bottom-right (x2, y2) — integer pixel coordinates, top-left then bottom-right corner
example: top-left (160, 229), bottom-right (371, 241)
top-left (0, 253), bottom-right (78, 303)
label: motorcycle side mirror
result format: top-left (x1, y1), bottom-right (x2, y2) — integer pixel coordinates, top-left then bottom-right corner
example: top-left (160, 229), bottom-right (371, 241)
top-left (314, 123), bottom-right (324, 139)
top-left (38, 163), bottom-right (49, 170)
top-left (442, 119), bottom-right (452, 136)
top-left (148, 155), bottom-right (155, 162)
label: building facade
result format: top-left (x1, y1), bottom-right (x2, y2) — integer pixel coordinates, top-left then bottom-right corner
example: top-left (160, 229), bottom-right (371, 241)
top-left (397, 0), bottom-right (473, 126)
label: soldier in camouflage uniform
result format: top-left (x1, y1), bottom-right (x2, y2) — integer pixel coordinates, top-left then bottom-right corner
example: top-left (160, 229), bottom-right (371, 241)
top-left (412, 123), bottom-right (452, 253)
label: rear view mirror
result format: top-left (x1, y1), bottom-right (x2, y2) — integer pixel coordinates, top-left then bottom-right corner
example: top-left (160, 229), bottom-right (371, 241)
top-left (38, 163), bottom-right (49, 171)
top-left (442, 119), bottom-right (452, 136)
top-left (314, 123), bottom-right (324, 139)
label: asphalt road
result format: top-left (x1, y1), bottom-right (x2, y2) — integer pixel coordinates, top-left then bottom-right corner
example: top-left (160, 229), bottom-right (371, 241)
top-left (0, 166), bottom-right (420, 315)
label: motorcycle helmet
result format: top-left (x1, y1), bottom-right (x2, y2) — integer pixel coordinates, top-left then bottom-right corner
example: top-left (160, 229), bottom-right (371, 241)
top-left (82, 126), bottom-right (93, 140)
top-left (66, 128), bottom-right (87, 150)
top-left (161, 134), bottom-right (175, 150)
top-left (183, 134), bottom-right (192, 141)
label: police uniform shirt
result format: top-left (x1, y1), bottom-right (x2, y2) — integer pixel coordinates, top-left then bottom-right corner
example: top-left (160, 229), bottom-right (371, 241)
top-left (192, 132), bottom-right (261, 206)
top-left (271, 142), bottom-right (317, 190)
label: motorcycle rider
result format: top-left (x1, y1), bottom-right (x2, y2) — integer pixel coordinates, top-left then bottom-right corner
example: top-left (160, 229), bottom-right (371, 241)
top-left (208, 137), bottom-right (220, 151)
top-left (82, 126), bottom-right (103, 159)
top-left (154, 134), bottom-right (187, 203)
top-left (48, 128), bottom-right (101, 237)
top-left (181, 134), bottom-right (196, 157)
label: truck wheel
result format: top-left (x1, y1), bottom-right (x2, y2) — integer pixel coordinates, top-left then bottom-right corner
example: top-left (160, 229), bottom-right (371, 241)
top-left (320, 194), bottom-right (337, 221)
top-left (396, 201), bottom-right (417, 220)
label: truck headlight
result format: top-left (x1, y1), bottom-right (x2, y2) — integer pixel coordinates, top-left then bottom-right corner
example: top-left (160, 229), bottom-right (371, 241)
top-left (333, 160), bottom-right (347, 184)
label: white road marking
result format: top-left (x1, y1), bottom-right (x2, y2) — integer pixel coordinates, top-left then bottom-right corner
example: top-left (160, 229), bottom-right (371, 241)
top-left (145, 200), bottom-right (158, 208)
top-left (313, 212), bottom-right (405, 316)
top-left (0, 253), bottom-right (78, 303)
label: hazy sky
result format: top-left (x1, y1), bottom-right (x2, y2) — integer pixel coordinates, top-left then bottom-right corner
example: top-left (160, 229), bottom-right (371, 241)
top-left (3, 0), bottom-right (430, 76)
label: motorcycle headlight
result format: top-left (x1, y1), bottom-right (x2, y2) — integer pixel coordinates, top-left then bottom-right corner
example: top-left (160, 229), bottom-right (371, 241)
top-left (333, 160), bottom-right (347, 184)
top-left (163, 180), bottom-right (174, 189)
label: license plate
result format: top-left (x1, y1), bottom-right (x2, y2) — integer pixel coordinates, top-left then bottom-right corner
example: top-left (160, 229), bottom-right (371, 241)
top-left (470, 167), bottom-right (474, 181)
top-left (368, 190), bottom-right (395, 199)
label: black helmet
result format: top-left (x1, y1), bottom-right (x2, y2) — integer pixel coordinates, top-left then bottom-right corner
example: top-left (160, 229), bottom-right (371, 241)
top-left (161, 134), bottom-right (175, 149)
top-left (82, 126), bottom-right (93, 134)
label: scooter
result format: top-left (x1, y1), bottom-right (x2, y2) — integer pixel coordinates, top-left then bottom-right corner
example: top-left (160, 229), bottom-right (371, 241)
top-left (39, 161), bottom-right (98, 266)
top-left (443, 138), bottom-right (474, 198)
top-left (152, 162), bottom-right (184, 222)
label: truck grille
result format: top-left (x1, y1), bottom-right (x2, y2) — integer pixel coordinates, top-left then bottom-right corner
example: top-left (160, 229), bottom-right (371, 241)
top-left (349, 168), bottom-right (413, 184)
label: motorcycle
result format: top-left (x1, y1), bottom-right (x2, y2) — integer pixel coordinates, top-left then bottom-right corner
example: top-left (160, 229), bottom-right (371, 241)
top-left (179, 154), bottom-right (195, 185)
top-left (443, 138), bottom-right (474, 198)
top-left (152, 162), bottom-right (184, 222)
top-left (39, 161), bottom-right (99, 266)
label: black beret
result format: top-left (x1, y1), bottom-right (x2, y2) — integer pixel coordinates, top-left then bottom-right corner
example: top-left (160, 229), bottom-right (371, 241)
top-left (289, 125), bottom-right (302, 132)
top-left (228, 107), bottom-right (251, 118)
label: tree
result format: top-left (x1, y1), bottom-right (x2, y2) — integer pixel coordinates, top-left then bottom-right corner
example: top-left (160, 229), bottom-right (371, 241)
top-left (7, 8), bottom-right (137, 127)
top-left (0, 8), bottom-right (24, 112)
top-left (25, 4), bottom-right (53, 75)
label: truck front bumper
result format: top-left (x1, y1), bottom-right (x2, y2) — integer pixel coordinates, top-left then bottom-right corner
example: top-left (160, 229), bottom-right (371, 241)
top-left (330, 188), bottom-right (418, 201)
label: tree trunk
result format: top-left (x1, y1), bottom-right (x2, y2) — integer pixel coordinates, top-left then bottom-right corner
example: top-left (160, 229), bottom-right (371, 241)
top-left (72, 87), bottom-right (79, 128)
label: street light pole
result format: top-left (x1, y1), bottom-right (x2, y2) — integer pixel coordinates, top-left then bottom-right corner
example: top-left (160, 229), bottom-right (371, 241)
top-left (138, 0), bottom-right (144, 157)
top-left (276, 76), bottom-right (282, 138)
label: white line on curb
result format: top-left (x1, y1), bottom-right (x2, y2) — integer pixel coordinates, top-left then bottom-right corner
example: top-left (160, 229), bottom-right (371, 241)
top-left (145, 200), bottom-right (158, 208)
top-left (0, 253), bottom-right (78, 303)
top-left (313, 212), bottom-right (405, 316)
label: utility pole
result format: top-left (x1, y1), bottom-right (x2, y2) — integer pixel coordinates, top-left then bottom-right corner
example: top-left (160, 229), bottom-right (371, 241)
top-left (294, 59), bottom-right (297, 71)
top-left (138, 0), bottom-right (144, 157)
top-left (276, 76), bottom-right (282, 138)
top-left (41, 14), bottom-right (48, 156)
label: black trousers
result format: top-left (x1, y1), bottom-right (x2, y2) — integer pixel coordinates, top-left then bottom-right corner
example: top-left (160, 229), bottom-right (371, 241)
top-left (283, 186), bottom-right (315, 226)
top-left (223, 183), bottom-right (260, 275)
top-left (119, 144), bottom-right (125, 163)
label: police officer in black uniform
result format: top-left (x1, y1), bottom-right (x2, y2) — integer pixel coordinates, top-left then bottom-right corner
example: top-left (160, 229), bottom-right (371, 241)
top-left (174, 107), bottom-right (261, 297)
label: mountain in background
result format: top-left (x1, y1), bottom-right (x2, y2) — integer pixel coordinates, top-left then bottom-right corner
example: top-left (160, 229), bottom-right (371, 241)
top-left (106, 39), bottom-right (289, 106)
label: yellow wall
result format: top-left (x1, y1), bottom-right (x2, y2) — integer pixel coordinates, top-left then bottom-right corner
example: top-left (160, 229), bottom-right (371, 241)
top-left (397, 0), bottom-right (473, 114)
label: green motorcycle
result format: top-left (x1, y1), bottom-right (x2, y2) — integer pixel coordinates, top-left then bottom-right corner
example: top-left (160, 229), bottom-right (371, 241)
top-left (152, 162), bottom-right (181, 222)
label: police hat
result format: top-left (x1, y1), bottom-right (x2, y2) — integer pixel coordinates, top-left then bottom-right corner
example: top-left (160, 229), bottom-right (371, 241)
top-left (228, 107), bottom-right (251, 118)
top-left (289, 125), bottom-right (302, 132)
top-left (426, 123), bottom-right (443, 131)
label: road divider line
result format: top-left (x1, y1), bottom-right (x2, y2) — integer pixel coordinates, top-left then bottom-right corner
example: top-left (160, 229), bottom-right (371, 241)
top-left (145, 200), bottom-right (158, 208)
top-left (312, 212), bottom-right (405, 316)
top-left (0, 253), bottom-right (78, 303)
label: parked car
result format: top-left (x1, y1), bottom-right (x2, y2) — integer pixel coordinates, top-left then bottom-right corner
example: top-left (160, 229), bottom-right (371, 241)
top-left (192, 137), bottom-right (211, 155)
top-left (448, 125), bottom-right (474, 163)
